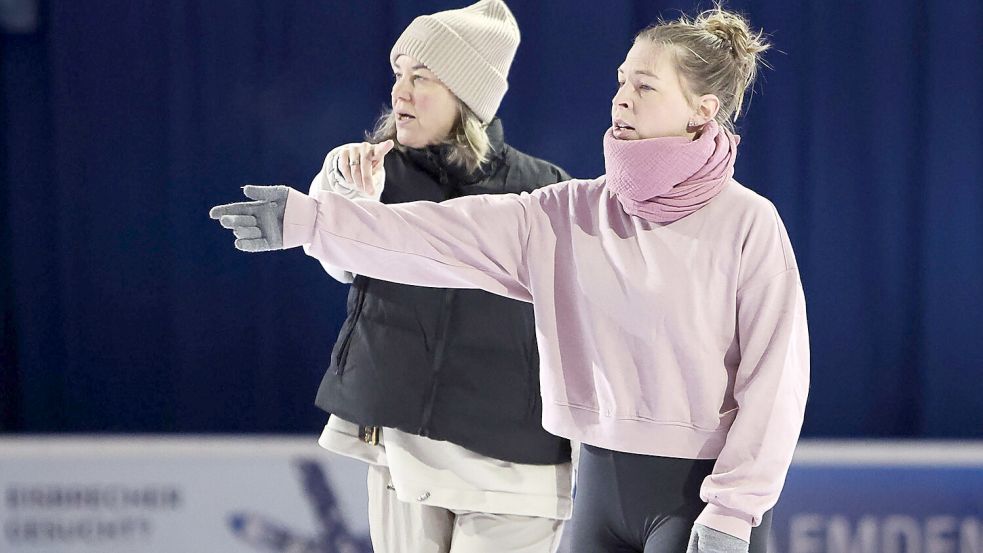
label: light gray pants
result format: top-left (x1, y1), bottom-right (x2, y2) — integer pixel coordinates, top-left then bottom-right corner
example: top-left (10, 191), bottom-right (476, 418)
top-left (367, 464), bottom-right (564, 553)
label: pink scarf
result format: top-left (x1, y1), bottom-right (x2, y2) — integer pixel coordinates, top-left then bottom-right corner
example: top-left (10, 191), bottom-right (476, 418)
top-left (602, 120), bottom-right (740, 223)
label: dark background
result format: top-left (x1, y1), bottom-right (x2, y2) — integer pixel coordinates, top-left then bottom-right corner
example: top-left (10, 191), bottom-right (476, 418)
top-left (2, 1), bottom-right (981, 437)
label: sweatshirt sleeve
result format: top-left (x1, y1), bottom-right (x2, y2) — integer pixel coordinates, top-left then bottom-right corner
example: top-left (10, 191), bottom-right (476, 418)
top-left (695, 214), bottom-right (811, 542)
top-left (304, 145), bottom-right (387, 284)
top-left (282, 187), bottom-right (534, 303)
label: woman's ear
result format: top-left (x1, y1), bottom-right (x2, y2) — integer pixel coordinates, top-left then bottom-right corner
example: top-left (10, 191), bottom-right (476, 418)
top-left (694, 94), bottom-right (721, 125)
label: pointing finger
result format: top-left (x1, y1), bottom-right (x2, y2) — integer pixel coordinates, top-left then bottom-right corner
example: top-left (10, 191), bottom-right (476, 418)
top-left (209, 201), bottom-right (262, 219)
top-left (220, 214), bottom-right (258, 229)
top-left (377, 139), bottom-right (395, 158)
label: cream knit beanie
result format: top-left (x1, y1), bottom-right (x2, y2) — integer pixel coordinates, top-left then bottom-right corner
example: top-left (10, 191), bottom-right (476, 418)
top-left (390, 0), bottom-right (520, 123)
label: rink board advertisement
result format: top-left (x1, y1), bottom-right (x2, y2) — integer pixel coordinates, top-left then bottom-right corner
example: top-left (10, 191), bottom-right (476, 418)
top-left (0, 438), bottom-right (372, 553)
top-left (0, 438), bottom-right (980, 553)
top-left (771, 442), bottom-right (983, 553)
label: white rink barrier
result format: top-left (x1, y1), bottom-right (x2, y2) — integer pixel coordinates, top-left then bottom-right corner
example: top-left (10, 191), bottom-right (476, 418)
top-left (0, 437), bottom-right (370, 553)
top-left (0, 437), bottom-right (980, 553)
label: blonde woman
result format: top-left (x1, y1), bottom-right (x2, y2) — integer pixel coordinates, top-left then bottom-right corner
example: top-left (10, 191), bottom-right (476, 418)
top-left (212, 6), bottom-right (808, 553)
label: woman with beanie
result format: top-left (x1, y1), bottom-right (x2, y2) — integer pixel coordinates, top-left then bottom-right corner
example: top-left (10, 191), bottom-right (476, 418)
top-left (298, 1), bottom-right (571, 552)
top-left (212, 6), bottom-right (808, 553)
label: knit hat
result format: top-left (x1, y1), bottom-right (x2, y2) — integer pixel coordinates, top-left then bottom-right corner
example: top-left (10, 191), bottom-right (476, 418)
top-left (390, 0), bottom-right (520, 123)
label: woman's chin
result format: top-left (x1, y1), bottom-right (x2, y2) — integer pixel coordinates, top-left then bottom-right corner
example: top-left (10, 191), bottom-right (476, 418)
top-left (396, 128), bottom-right (419, 148)
top-left (395, 130), bottom-right (426, 149)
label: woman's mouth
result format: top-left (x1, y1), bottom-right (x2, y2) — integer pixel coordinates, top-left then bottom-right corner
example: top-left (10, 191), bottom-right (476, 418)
top-left (396, 112), bottom-right (417, 125)
top-left (612, 122), bottom-right (636, 139)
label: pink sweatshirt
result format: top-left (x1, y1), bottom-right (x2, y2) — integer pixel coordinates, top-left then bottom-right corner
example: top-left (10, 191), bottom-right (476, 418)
top-left (282, 177), bottom-right (809, 541)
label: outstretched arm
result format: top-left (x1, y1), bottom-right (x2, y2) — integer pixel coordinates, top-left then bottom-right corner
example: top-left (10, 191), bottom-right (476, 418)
top-left (210, 185), bottom-right (535, 302)
top-left (284, 186), bottom-right (534, 302)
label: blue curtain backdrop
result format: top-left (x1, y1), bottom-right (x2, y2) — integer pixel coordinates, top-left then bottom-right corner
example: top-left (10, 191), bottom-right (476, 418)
top-left (2, 1), bottom-right (981, 436)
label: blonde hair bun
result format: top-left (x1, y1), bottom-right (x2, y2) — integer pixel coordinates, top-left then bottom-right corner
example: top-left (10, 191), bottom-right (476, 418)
top-left (696, 7), bottom-right (769, 65)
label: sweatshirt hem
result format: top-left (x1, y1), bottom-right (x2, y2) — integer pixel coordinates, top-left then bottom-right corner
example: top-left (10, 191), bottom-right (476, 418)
top-left (541, 402), bottom-right (729, 459)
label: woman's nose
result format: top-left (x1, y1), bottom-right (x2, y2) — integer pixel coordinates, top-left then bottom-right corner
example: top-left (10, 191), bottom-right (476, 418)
top-left (612, 88), bottom-right (631, 110)
top-left (392, 78), bottom-right (412, 102)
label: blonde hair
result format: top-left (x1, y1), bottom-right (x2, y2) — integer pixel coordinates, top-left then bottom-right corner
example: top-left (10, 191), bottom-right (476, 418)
top-left (636, 4), bottom-right (770, 132)
top-left (368, 100), bottom-right (491, 174)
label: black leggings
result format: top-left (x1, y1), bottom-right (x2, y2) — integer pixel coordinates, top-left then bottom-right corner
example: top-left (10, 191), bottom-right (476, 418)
top-left (562, 445), bottom-right (772, 553)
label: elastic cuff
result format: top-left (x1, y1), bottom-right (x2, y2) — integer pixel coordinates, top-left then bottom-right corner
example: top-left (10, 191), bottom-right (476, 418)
top-left (695, 504), bottom-right (753, 543)
top-left (282, 188), bottom-right (318, 249)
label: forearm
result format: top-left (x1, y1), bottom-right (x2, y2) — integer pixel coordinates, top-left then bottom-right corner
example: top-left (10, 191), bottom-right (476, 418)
top-left (697, 270), bottom-right (810, 541)
top-left (284, 188), bottom-right (533, 302)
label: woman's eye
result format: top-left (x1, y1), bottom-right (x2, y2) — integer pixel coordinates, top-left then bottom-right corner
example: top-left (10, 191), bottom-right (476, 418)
top-left (639, 84), bottom-right (653, 91)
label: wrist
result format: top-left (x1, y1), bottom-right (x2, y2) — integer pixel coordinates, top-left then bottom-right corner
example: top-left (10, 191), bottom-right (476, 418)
top-left (695, 504), bottom-right (753, 543)
top-left (282, 188), bottom-right (318, 249)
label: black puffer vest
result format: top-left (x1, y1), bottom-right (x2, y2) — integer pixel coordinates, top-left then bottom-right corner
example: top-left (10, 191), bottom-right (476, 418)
top-left (315, 119), bottom-right (571, 465)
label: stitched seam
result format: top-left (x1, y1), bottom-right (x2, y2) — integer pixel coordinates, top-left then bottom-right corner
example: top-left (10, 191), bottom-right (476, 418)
top-left (736, 267), bottom-right (797, 300)
top-left (554, 401), bottom-right (736, 432)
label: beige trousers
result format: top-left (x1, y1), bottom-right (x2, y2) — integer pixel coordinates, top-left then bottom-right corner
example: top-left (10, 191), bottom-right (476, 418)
top-left (366, 464), bottom-right (564, 553)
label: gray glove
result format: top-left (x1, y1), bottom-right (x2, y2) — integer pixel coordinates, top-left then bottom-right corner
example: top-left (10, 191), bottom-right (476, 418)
top-left (686, 524), bottom-right (749, 553)
top-left (209, 185), bottom-right (289, 252)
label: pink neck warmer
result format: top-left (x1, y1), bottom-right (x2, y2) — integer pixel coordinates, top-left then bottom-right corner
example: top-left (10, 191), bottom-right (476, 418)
top-left (602, 120), bottom-right (740, 223)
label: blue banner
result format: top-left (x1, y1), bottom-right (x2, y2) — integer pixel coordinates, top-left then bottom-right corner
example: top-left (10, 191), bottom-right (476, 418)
top-left (773, 464), bottom-right (982, 553)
